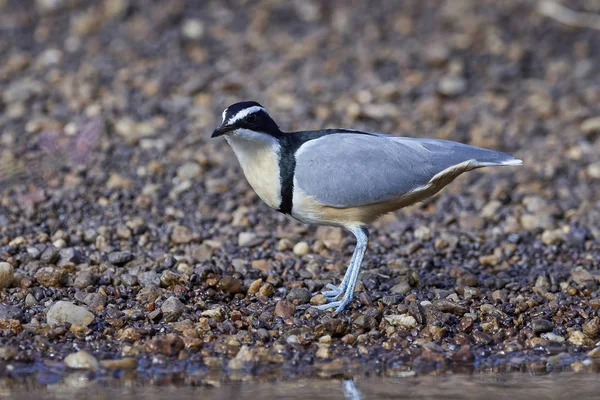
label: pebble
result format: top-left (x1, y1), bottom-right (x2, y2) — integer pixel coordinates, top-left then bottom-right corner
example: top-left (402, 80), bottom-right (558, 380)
top-left (238, 232), bottom-right (264, 247)
top-left (181, 19), bottom-right (204, 40)
top-left (0, 262), bottom-right (14, 288)
top-left (108, 251), bottom-right (134, 265)
top-left (437, 76), bottom-right (467, 96)
top-left (571, 267), bottom-right (595, 284)
top-left (64, 350), bottom-right (99, 370)
top-left (542, 332), bottom-right (565, 343)
top-left (384, 314), bottom-right (417, 329)
top-left (47, 301), bottom-right (94, 326)
top-left (293, 241), bottom-right (310, 256)
top-left (83, 293), bottom-right (107, 309)
top-left (258, 283), bottom-right (275, 297)
top-left (73, 271), bottom-right (95, 289)
top-left (582, 317), bottom-right (600, 339)
top-left (274, 300), bottom-right (295, 318)
top-left (217, 276), bottom-right (242, 294)
top-left (541, 229), bottom-right (565, 245)
top-left (568, 331), bottom-right (594, 347)
top-left (171, 225), bottom-right (193, 244)
top-left (286, 288), bottom-right (311, 304)
top-left (0, 304), bottom-right (23, 320)
top-left (161, 297), bottom-right (185, 322)
top-left (177, 162), bottom-right (202, 180)
top-left (100, 357), bottom-right (138, 370)
top-left (34, 267), bottom-right (64, 287)
top-left (532, 318), bottom-right (554, 335)
top-left (310, 294), bottom-right (327, 305)
top-left (390, 282), bottom-right (411, 294)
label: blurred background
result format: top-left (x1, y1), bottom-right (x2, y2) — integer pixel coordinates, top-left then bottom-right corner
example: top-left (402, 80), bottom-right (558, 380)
top-left (0, 0), bottom-right (600, 391)
top-left (0, 0), bottom-right (599, 237)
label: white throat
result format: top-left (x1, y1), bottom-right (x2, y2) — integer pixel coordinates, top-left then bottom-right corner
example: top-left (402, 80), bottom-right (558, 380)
top-left (225, 130), bottom-right (282, 210)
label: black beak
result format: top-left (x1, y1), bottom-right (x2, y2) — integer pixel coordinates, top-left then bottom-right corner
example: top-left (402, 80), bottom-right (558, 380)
top-left (211, 123), bottom-right (232, 138)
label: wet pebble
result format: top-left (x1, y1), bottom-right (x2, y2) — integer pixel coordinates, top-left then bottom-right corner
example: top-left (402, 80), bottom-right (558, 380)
top-left (161, 297), bottom-right (185, 322)
top-left (64, 350), bottom-right (100, 370)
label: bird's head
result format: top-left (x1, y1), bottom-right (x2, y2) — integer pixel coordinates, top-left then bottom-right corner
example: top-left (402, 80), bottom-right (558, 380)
top-left (211, 101), bottom-right (281, 140)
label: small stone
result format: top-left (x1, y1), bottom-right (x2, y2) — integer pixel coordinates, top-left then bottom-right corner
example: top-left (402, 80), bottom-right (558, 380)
top-left (587, 347), bottom-right (600, 358)
top-left (0, 304), bottom-right (22, 320)
top-left (437, 76), bottom-right (467, 96)
top-left (100, 357), bottom-right (138, 370)
top-left (25, 294), bottom-right (37, 306)
top-left (390, 281), bottom-right (411, 295)
top-left (171, 225), bottom-right (192, 244)
top-left (541, 229), bottom-right (565, 245)
top-left (520, 214), bottom-right (555, 230)
top-left (432, 299), bottom-right (468, 315)
top-left (238, 232), bottom-right (263, 247)
top-left (108, 251), bottom-right (134, 265)
top-left (146, 334), bottom-right (185, 356)
top-left (541, 332), bottom-right (565, 342)
top-left (293, 241), bottom-right (310, 256)
top-left (311, 294), bottom-right (327, 305)
top-left (73, 270), bottom-right (95, 289)
top-left (568, 331), bottom-right (594, 347)
top-left (571, 267), bottom-right (595, 284)
top-left (47, 301), bottom-right (94, 326)
top-left (191, 244), bottom-right (213, 262)
top-left (161, 297), bottom-right (185, 322)
top-left (580, 116), bottom-right (600, 134)
top-left (582, 317), bottom-right (600, 339)
top-left (138, 271), bottom-right (160, 287)
top-left (217, 276), bottom-right (242, 294)
top-left (251, 259), bottom-right (271, 274)
top-left (286, 288), bottom-right (311, 304)
top-left (491, 289), bottom-right (507, 302)
top-left (459, 215), bottom-right (485, 231)
top-left (258, 283), bottom-right (275, 297)
top-left (0, 262), bottom-right (14, 288)
top-left (472, 332), bottom-right (493, 345)
top-left (64, 350), bottom-right (99, 370)
top-left (34, 267), bottom-right (64, 287)
top-left (177, 161), bottom-right (202, 180)
top-left (106, 173), bottom-right (132, 189)
top-left (274, 300), bottom-right (295, 318)
top-left (532, 318), bottom-right (553, 335)
top-left (181, 19), bottom-right (204, 40)
top-left (160, 270), bottom-right (180, 287)
top-left (247, 278), bottom-right (262, 294)
top-left (40, 247), bottom-right (60, 263)
top-left (384, 314), bottom-right (417, 329)
top-left (588, 162), bottom-right (600, 179)
top-left (83, 293), bottom-right (107, 309)
top-left (424, 42), bottom-right (450, 65)
top-left (58, 248), bottom-right (84, 267)
top-left (316, 346), bottom-right (330, 359)
top-left (459, 316), bottom-right (474, 333)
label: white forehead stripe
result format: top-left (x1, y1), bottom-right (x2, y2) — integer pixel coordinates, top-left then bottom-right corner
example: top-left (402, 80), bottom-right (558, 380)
top-left (227, 106), bottom-right (266, 125)
top-left (222, 109), bottom-right (227, 122)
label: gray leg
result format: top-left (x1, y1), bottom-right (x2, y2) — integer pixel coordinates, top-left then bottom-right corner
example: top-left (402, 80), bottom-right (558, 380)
top-left (321, 248), bottom-right (358, 300)
top-left (316, 226), bottom-right (369, 312)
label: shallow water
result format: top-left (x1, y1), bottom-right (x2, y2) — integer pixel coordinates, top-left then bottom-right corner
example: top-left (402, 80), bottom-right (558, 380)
top-left (3, 373), bottom-right (600, 400)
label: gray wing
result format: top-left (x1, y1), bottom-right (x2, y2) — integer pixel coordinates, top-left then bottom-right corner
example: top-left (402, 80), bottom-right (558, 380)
top-left (294, 133), bottom-right (520, 208)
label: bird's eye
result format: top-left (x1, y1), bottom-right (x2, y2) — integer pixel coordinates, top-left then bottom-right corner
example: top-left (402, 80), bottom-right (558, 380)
top-left (246, 114), bottom-right (257, 123)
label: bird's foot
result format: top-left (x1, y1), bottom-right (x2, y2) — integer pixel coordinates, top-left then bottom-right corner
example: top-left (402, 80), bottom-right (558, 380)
top-left (322, 283), bottom-right (345, 300)
top-left (314, 297), bottom-right (352, 313)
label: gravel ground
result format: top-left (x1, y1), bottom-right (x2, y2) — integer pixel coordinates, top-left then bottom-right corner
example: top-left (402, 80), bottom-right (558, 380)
top-left (1, 0), bottom-right (600, 387)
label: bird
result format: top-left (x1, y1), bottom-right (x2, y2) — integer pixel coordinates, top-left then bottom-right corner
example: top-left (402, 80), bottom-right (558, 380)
top-left (212, 101), bottom-right (522, 313)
